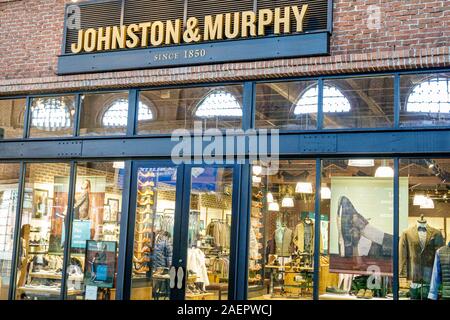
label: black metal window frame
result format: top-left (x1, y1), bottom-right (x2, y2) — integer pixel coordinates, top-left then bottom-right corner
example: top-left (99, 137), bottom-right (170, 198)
top-left (2, 67), bottom-right (450, 300)
top-left (1, 68), bottom-right (450, 145)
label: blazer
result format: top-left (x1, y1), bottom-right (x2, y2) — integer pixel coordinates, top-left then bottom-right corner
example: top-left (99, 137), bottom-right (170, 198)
top-left (399, 225), bottom-right (444, 283)
top-left (293, 220), bottom-right (314, 253)
top-left (274, 226), bottom-right (293, 257)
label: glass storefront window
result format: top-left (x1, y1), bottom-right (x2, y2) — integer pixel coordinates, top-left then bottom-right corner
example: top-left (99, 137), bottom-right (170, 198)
top-left (130, 166), bottom-right (178, 300)
top-left (248, 160), bottom-right (316, 300)
top-left (186, 167), bottom-right (234, 300)
top-left (15, 163), bottom-right (71, 300)
top-left (400, 73), bottom-right (450, 127)
top-left (137, 85), bottom-right (243, 134)
top-left (320, 159), bottom-right (394, 300)
top-left (323, 76), bottom-right (395, 129)
top-left (79, 92), bottom-right (129, 136)
top-left (64, 162), bottom-right (124, 300)
top-left (399, 159), bottom-right (450, 300)
top-left (0, 99), bottom-right (26, 139)
top-left (29, 96), bottom-right (76, 138)
top-left (0, 163), bottom-right (20, 299)
top-left (255, 81), bottom-right (318, 130)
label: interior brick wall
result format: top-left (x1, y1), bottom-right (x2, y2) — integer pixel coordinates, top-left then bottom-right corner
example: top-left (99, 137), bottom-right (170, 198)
top-left (0, 0), bottom-right (448, 95)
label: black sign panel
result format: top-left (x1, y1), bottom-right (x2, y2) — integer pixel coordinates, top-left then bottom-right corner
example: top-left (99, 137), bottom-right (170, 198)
top-left (58, 0), bottom-right (332, 75)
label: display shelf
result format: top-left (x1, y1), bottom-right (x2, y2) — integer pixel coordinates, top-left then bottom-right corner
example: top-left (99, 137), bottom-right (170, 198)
top-left (319, 293), bottom-right (393, 301)
top-left (29, 272), bottom-right (83, 281)
top-left (17, 286), bottom-right (82, 296)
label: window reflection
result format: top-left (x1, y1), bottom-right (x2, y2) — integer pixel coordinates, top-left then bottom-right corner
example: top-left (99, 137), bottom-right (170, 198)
top-left (103, 99), bottom-right (154, 127)
top-left (0, 99), bottom-right (26, 139)
top-left (323, 77), bottom-right (394, 129)
top-left (295, 85), bottom-right (351, 114)
top-left (401, 74), bottom-right (450, 126)
top-left (29, 96), bottom-right (75, 138)
top-left (195, 90), bottom-right (242, 118)
top-left (137, 85), bottom-right (243, 135)
top-left (79, 92), bottom-right (129, 136)
top-left (406, 78), bottom-right (450, 113)
top-left (256, 81), bottom-right (318, 130)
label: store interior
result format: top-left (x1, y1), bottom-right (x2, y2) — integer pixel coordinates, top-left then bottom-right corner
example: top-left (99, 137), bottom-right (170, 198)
top-left (131, 166), bottom-right (233, 300)
top-left (4, 159), bottom-right (450, 300)
top-left (248, 160), bottom-right (317, 300)
top-left (16, 162), bottom-right (123, 300)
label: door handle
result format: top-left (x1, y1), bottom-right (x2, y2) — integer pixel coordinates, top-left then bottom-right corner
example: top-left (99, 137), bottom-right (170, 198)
top-left (177, 266), bottom-right (184, 289)
top-left (169, 266), bottom-right (177, 289)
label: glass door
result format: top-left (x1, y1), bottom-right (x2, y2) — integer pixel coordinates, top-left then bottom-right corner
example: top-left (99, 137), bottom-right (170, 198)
top-left (129, 162), bottom-right (181, 300)
top-left (127, 163), bottom-right (238, 300)
top-left (180, 165), bottom-right (237, 301)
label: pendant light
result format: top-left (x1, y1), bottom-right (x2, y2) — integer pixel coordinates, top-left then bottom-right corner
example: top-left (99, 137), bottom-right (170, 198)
top-left (413, 194), bottom-right (427, 206)
top-left (321, 186), bottom-right (331, 200)
top-left (268, 202), bottom-right (280, 212)
top-left (252, 175), bottom-right (261, 183)
top-left (252, 165), bottom-right (262, 176)
top-left (295, 182), bottom-right (313, 194)
top-left (420, 197), bottom-right (435, 209)
top-left (281, 195), bottom-right (294, 208)
top-left (375, 160), bottom-right (394, 178)
top-left (266, 192), bottom-right (274, 203)
top-left (348, 159), bottom-right (375, 167)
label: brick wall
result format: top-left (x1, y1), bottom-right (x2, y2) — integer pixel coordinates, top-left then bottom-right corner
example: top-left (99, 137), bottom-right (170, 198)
top-left (0, 0), bottom-right (449, 95)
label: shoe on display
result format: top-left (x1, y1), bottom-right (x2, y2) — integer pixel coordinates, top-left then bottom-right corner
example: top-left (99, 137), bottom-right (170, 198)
top-left (363, 289), bottom-right (374, 299)
top-left (326, 286), bottom-right (348, 295)
top-left (356, 289), bottom-right (366, 298)
top-left (337, 196), bottom-right (369, 258)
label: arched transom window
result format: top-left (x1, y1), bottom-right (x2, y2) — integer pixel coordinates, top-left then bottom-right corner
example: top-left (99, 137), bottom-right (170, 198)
top-left (102, 98), bottom-right (154, 127)
top-left (406, 77), bottom-right (450, 113)
top-left (294, 85), bottom-right (351, 114)
top-left (195, 90), bottom-right (242, 118)
top-left (31, 97), bottom-right (72, 131)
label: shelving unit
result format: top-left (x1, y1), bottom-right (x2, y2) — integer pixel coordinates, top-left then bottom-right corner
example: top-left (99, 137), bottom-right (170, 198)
top-left (133, 168), bottom-right (157, 278)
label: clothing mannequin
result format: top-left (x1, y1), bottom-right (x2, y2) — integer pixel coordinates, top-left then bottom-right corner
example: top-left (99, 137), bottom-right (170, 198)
top-left (274, 219), bottom-right (293, 257)
top-left (428, 242), bottom-right (450, 300)
top-left (399, 214), bottom-right (444, 299)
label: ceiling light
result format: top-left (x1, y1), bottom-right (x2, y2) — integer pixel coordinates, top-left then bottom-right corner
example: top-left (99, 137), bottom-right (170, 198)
top-left (413, 194), bottom-right (427, 206)
top-left (268, 202), bottom-right (280, 212)
top-left (420, 197), bottom-right (435, 209)
top-left (252, 175), bottom-right (261, 184)
top-left (266, 192), bottom-right (274, 203)
top-left (295, 182), bottom-right (313, 194)
top-left (348, 159), bottom-right (375, 167)
top-left (113, 161), bottom-right (125, 169)
top-left (281, 196), bottom-right (295, 208)
top-left (375, 166), bottom-right (394, 178)
top-left (252, 165), bottom-right (262, 176)
top-left (321, 187), bottom-right (331, 200)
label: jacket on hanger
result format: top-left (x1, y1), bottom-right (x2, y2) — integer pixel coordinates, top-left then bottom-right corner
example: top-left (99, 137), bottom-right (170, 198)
top-left (152, 233), bottom-right (173, 268)
top-left (293, 220), bottom-right (315, 253)
top-left (274, 226), bottom-right (293, 257)
top-left (400, 225), bottom-right (444, 283)
top-left (187, 247), bottom-right (210, 289)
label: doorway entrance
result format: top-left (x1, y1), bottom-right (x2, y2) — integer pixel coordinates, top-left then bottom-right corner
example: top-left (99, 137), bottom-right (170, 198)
top-left (128, 162), bottom-right (238, 300)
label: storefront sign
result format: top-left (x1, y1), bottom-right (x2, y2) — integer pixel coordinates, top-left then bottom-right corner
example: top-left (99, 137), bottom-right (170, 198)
top-left (58, 0), bottom-right (332, 74)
